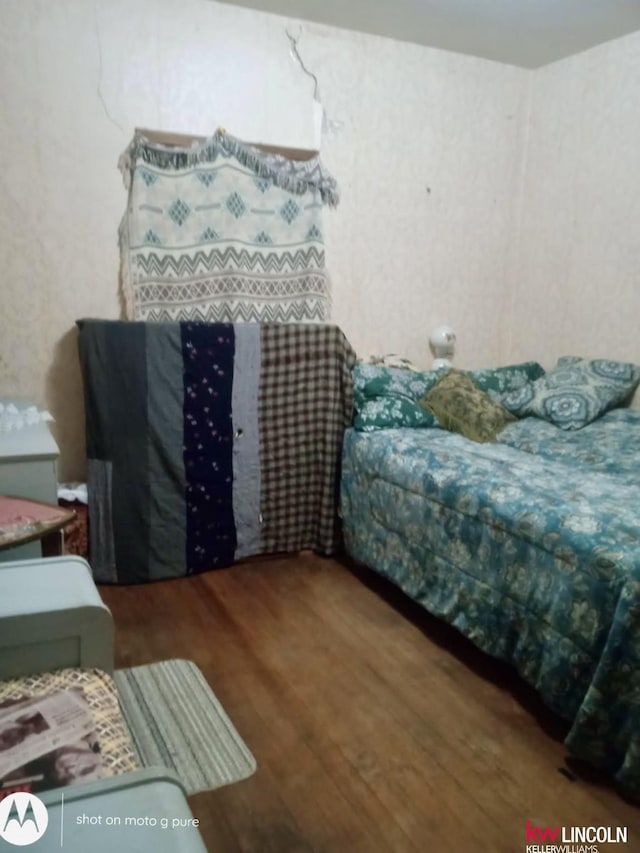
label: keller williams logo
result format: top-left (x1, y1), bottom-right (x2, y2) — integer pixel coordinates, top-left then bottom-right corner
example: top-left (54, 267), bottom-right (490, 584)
top-left (524, 819), bottom-right (628, 852)
top-left (526, 821), bottom-right (560, 843)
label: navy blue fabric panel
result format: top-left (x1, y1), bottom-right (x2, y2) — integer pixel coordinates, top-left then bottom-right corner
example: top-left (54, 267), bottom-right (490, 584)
top-left (181, 323), bottom-right (237, 573)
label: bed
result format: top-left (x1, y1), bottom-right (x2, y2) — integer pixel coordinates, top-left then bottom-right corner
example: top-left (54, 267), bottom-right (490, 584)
top-left (340, 361), bottom-right (640, 798)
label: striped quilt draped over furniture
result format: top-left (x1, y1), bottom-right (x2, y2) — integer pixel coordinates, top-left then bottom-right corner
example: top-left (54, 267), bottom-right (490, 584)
top-left (77, 320), bottom-right (355, 584)
top-left (118, 130), bottom-right (339, 323)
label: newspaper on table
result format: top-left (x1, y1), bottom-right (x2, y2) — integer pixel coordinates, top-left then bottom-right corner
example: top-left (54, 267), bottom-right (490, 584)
top-left (0, 689), bottom-right (104, 795)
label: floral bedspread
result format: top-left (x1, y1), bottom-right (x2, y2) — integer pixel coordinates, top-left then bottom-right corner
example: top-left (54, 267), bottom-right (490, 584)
top-left (340, 414), bottom-right (640, 797)
top-left (499, 408), bottom-right (640, 484)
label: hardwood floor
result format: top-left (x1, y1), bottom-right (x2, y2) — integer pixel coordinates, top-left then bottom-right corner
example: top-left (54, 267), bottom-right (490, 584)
top-left (100, 554), bottom-right (640, 852)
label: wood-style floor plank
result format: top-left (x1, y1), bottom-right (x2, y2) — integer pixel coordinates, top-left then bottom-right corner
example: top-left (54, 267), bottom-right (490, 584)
top-left (100, 554), bottom-right (640, 852)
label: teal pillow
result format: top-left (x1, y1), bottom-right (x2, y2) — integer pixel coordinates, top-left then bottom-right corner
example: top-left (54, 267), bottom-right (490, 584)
top-left (502, 357), bottom-right (640, 430)
top-left (352, 363), bottom-right (444, 431)
top-left (354, 396), bottom-right (438, 431)
top-left (353, 363), bottom-right (443, 402)
top-left (467, 361), bottom-right (545, 403)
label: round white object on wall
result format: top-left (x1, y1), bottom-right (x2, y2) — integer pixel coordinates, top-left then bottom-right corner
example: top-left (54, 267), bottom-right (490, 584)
top-left (429, 326), bottom-right (456, 368)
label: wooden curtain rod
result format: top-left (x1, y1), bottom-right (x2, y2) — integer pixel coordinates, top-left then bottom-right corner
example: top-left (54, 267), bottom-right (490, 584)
top-left (136, 128), bottom-right (318, 162)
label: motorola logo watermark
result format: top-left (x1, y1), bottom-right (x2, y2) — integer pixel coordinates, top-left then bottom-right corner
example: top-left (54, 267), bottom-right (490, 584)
top-left (0, 793), bottom-right (49, 846)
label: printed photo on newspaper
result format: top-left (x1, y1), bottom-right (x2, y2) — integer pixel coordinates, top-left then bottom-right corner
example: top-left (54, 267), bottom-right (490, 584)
top-left (0, 689), bottom-right (104, 795)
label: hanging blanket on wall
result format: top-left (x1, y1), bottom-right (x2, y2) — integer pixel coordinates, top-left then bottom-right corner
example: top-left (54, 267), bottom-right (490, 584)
top-left (118, 130), bottom-right (339, 324)
top-left (77, 320), bottom-right (355, 584)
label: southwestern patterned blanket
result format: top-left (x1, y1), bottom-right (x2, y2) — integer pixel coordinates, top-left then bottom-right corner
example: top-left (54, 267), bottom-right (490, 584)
top-left (341, 409), bottom-right (640, 798)
top-left (78, 320), bottom-right (355, 584)
top-left (118, 130), bottom-right (339, 324)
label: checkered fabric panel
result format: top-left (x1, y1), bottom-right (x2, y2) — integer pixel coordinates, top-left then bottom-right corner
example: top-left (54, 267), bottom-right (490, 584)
top-left (0, 668), bottom-right (139, 778)
top-left (259, 324), bottom-right (356, 554)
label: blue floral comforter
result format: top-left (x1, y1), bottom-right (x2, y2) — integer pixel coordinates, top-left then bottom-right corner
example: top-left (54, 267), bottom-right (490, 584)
top-left (340, 410), bottom-right (640, 796)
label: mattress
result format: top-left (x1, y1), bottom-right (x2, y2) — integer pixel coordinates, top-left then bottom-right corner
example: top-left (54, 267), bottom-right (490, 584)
top-left (340, 411), bottom-right (640, 797)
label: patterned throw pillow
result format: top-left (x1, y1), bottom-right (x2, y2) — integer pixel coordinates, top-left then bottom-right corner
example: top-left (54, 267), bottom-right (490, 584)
top-left (419, 370), bottom-right (516, 443)
top-left (467, 361), bottom-right (546, 403)
top-left (352, 363), bottom-right (444, 431)
top-left (353, 363), bottom-right (443, 401)
top-left (502, 357), bottom-right (640, 430)
top-left (353, 396), bottom-right (437, 431)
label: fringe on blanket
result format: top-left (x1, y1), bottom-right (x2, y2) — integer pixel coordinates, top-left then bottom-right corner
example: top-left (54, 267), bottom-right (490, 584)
top-left (118, 213), bottom-right (135, 322)
top-left (118, 129), bottom-right (340, 207)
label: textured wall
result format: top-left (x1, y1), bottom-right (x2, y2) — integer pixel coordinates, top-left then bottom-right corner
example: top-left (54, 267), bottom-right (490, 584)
top-left (0, 0), bottom-right (527, 478)
top-left (505, 30), bottom-right (640, 369)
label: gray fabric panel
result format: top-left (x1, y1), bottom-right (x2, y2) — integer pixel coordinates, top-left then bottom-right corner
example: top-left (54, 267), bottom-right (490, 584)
top-left (232, 323), bottom-right (262, 559)
top-left (78, 320), bottom-right (150, 583)
top-left (87, 459), bottom-right (116, 583)
top-left (145, 323), bottom-right (187, 579)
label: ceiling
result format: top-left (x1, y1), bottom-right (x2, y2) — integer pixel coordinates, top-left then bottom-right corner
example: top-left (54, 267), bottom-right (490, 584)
top-left (217, 0), bottom-right (640, 67)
